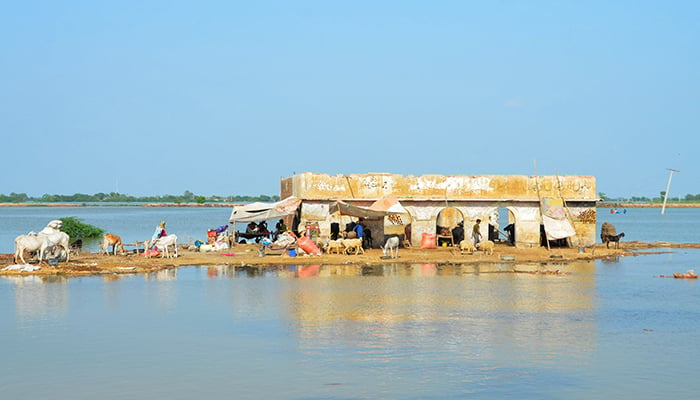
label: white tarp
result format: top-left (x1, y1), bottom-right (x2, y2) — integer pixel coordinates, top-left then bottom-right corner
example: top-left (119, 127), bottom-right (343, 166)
top-left (368, 196), bottom-right (408, 214)
top-left (541, 197), bottom-right (576, 240)
top-left (229, 196), bottom-right (302, 223)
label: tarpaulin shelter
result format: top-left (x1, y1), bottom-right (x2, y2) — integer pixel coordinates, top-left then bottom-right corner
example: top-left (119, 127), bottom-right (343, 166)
top-left (541, 197), bottom-right (576, 240)
top-left (328, 196), bottom-right (407, 219)
top-left (328, 201), bottom-right (387, 219)
top-left (229, 196), bottom-right (302, 223)
top-left (368, 196), bottom-right (408, 214)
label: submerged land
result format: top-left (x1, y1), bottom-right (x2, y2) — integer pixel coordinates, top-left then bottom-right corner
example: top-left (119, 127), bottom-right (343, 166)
top-left (1, 241), bottom-right (696, 278)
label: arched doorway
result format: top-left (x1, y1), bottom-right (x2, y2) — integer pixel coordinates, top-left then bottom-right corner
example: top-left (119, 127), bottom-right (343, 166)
top-left (436, 207), bottom-right (465, 247)
top-left (487, 207), bottom-right (517, 246)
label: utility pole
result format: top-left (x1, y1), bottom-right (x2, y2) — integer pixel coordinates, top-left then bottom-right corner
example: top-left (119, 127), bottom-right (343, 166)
top-left (661, 168), bottom-right (679, 215)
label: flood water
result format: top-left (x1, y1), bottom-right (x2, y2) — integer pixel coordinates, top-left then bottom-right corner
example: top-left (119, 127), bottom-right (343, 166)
top-left (2, 206), bottom-right (700, 399)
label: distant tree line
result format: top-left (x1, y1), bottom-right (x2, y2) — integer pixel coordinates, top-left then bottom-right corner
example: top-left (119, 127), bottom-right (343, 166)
top-left (598, 192), bottom-right (700, 203)
top-left (0, 191), bottom-right (280, 204)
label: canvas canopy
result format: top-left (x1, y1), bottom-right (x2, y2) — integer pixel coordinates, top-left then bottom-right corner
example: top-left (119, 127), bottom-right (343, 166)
top-left (328, 201), bottom-right (389, 219)
top-left (368, 196), bottom-right (408, 214)
top-left (229, 196), bottom-right (302, 223)
top-left (328, 197), bottom-right (407, 219)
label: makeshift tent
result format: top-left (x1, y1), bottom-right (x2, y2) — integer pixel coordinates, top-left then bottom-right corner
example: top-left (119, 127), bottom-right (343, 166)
top-left (229, 196), bottom-right (302, 223)
top-left (368, 196), bottom-right (408, 214)
top-left (328, 200), bottom-right (389, 219)
top-left (541, 197), bottom-right (576, 240)
top-left (328, 197), bottom-right (407, 219)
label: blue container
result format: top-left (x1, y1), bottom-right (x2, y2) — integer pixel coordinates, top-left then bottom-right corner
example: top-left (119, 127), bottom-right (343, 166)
top-left (288, 249), bottom-right (297, 257)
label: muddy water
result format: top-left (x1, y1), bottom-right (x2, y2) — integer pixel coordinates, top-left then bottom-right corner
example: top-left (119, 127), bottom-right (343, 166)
top-left (2, 250), bottom-right (700, 399)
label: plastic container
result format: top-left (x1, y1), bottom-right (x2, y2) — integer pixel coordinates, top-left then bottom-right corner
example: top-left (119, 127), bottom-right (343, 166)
top-left (288, 249), bottom-right (297, 257)
top-left (297, 236), bottom-right (321, 255)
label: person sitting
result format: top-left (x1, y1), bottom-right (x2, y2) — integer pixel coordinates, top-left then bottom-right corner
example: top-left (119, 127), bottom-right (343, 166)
top-left (150, 221), bottom-right (167, 249)
top-left (246, 222), bottom-right (258, 234)
top-left (275, 219), bottom-right (287, 233)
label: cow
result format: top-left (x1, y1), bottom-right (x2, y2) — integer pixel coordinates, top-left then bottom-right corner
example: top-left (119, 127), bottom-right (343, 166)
top-left (150, 234), bottom-right (178, 258)
top-left (38, 220), bottom-right (71, 262)
top-left (14, 232), bottom-right (51, 264)
top-left (101, 233), bottom-right (126, 255)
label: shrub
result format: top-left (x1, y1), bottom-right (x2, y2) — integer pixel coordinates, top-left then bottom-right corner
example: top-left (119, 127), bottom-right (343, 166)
top-left (60, 217), bottom-right (104, 239)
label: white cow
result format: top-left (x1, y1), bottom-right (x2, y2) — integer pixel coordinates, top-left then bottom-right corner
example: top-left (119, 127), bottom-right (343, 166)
top-left (37, 220), bottom-right (71, 262)
top-left (151, 234), bottom-right (178, 258)
top-left (14, 232), bottom-right (51, 264)
top-left (382, 236), bottom-right (400, 259)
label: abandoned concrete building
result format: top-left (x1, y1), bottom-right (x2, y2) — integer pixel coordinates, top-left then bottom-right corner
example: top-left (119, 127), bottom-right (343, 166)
top-left (279, 172), bottom-right (598, 249)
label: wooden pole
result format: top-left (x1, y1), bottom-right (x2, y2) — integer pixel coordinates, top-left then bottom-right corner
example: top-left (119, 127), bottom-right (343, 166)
top-left (534, 160), bottom-right (551, 252)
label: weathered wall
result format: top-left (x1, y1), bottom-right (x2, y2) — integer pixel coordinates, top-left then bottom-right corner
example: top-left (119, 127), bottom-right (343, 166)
top-left (282, 172), bottom-right (596, 201)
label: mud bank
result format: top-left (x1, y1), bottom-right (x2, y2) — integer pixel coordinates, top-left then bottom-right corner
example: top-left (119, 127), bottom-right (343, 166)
top-left (2, 241), bottom-right (696, 278)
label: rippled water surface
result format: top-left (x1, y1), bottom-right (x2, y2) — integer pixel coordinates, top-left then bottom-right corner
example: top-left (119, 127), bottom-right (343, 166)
top-left (2, 207), bottom-right (700, 399)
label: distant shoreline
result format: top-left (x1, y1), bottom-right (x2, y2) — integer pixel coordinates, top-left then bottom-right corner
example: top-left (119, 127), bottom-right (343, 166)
top-left (0, 203), bottom-right (237, 208)
top-left (1, 202), bottom-right (699, 208)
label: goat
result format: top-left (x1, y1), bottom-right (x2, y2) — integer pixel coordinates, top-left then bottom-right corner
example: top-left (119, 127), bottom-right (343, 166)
top-left (341, 238), bottom-right (364, 255)
top-left (476, 240), bottom-right (495, 255)
top-left (602, 232), bottom-right (625, 249)
top-left (382, 236), bottom-right (400, 259)
top-left (69, 239), bottom-right (83, 256)
top-left (101, 233), bottom-right (126, 255)
top-left (150, 234), bottom-right (178, 258)
top-left (459, 240), bottom-right (476, 255)
top-left (14, 232), bottom-right (51, 264)
top-left (324, 239), bottom-right (345, 254)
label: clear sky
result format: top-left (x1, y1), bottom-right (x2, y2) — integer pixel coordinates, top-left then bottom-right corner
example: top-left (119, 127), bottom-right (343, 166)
top-left (1, 1), bottom-right (697, 199)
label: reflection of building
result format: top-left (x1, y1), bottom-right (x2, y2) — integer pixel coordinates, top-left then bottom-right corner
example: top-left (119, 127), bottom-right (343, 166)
top-left (283, 262), bottom-right (598, 362)
top-left (281, 172), bottom-right (597, 248)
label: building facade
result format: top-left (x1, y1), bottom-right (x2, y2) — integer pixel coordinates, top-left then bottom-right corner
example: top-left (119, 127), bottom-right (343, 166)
top-left (280, 172), bottom-right (597, 248)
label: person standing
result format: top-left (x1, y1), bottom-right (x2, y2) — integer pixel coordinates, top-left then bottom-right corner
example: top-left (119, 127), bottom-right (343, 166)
top-left (472, 219), bottom-right (482, 247)
top-left (353, 219), bottom-right (364, 240)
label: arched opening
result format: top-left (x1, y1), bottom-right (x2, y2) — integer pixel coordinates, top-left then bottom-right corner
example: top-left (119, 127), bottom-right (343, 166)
top-left (436, 207), bottom-right (465, 247)
top-left (486, 207), bottom-right (517, 246)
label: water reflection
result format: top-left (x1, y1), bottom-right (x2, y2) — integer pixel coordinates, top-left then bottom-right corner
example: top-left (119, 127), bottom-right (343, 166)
top-left (3, 275), bottom-right (70, 320)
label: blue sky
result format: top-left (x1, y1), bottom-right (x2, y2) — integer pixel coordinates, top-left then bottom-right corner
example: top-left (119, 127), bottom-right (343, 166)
top-left (1, 1), bottom-right (697, 199)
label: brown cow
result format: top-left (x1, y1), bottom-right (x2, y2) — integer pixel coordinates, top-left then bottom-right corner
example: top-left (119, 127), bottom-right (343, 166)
top-left (102, 233), bottom-right (126, 255)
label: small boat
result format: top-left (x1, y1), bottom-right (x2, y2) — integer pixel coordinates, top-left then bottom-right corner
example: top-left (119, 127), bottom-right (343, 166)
top-left (673, 270), bottom-right (698, 279)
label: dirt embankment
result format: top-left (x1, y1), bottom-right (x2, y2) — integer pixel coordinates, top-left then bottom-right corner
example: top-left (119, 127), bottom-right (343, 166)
top-left (2, 241), bottom-right (696, 278)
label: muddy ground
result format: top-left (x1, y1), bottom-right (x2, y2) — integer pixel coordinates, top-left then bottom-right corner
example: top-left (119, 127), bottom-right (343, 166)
top-left (2, 241), bottom-right (697, 277)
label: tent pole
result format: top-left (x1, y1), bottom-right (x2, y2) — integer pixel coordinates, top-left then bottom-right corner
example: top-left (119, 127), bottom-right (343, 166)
top-left (534, 160), bottom-right (551, 252)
